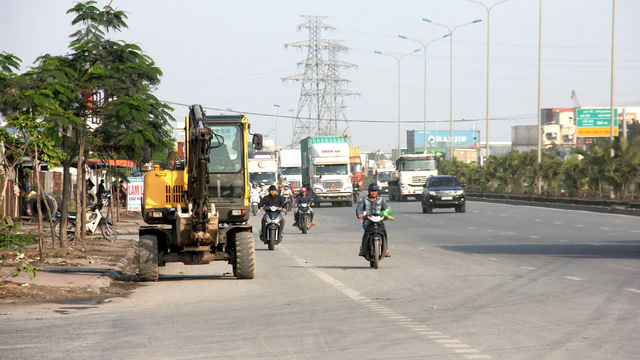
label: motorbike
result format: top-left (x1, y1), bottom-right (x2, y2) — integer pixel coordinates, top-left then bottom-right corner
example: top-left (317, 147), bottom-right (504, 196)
top-left (361, 212), bottom-right (389, 269)
top-left (282, 194), bottom-right (292, 212)
top-left (250, 193), bottom-right (261, 216)
top-left (54, 203), bottom-right (117, 241)
top-left (352, 183), bottom-right (362, 203)
top-left (296, 202), bottom-right (312, 234)
top-left (99, 191), bottom-right (111, 207)
top-left (261, 205), bottom-right (284, 250)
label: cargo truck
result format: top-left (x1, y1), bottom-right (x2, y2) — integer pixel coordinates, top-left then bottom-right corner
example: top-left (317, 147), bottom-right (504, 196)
top-left (349, 147), bottom-right (364, 188)
top-left (301, 136), bottom-right (353, 206)
top-left (388, 153), bottom-right (438, 202)
top-left (277, 149), bottom-right (302, 191)
top-left (248, 157), bottom-right (278, 188)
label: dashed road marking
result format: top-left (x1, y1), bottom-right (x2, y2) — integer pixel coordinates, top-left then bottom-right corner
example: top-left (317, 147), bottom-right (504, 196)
top-left (600, 227), bottom-right (610, 230)
top-left (554, 222), bottom-right (562, 224)
top-left (521, 266), bottom-right (536, 270)
top-left (530, 235), bottom-right (539, 239)
top-left (565, 276), bottom-right (583, 281)
top-left (625, 288), bottom-right (640, 294)
top-left (534, 219), bottom-right (542, 222)
top-left (282, 247), bottom-right (491, 359)
top-left (575, 224), bottom-right (584, 227)
top-left (558, 239), bottom-right (569, 243)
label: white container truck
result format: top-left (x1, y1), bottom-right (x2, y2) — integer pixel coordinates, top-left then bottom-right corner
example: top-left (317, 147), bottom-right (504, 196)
top-left (388, 153), bottom-right (438, 201)
top-left (277, 149), bottom-right (302, 191)
top-left (248, 157), bottom-right (278, 188)
top-left (301, 136), bottom-right (353, 207)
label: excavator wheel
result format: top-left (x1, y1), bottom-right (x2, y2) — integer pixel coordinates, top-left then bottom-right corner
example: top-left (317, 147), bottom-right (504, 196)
top-left (139, 235), bottom-right (159, 281)
top-left (233, 231), bottom-right (256, 279)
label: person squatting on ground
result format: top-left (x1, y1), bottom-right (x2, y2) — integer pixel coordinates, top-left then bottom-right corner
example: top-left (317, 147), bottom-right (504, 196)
top-left (258, 185), bottom-right (287, 240)
top-left (292, 187), bottom-right (315, 227)
top-left (355, 183), bottom-right (391, 257)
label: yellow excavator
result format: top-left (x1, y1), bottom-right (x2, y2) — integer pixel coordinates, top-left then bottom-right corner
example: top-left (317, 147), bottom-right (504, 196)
top-left (138, 104), bottom-right (262, 281)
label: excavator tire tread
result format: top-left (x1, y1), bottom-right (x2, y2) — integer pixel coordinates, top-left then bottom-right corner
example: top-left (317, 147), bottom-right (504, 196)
top-left (139, 235), bottom-right (159, 281)
top-left (234, 231), bottom-right (256, 279)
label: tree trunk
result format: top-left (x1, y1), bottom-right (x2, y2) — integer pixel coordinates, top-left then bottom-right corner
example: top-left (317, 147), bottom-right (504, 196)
top-left (34, 143), bottom-right (45, 260)
top-left (59, 132), bottom-right (71, 248)
top-left (75, 124), bottom-right (86, 242)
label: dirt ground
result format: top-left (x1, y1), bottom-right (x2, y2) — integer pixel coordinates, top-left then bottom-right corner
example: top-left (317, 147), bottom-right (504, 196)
top-left (0, 211), bottom-right (142, 303)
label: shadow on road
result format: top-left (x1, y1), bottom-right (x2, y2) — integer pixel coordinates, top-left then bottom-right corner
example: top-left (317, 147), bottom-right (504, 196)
top-left (157, 274), bottom-right (236, 281)
top-left (439, 240), bottom-right (640, 259)
top-left (288, 265), bottom-right (379, 270)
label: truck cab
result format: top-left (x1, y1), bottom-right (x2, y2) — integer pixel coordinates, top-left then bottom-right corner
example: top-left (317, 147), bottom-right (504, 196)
top-left (388, 153), bottom-right (438, 202)
top-left (301, 136), bottom-right (353, 207)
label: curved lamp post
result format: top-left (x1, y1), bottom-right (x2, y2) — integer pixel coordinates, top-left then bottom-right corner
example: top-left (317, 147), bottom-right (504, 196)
top-left (375, 48), bottom-right (422, 158)
top-left (399, 33), bottom-right (450, 153)
top-left (423, 18), bottom-right (482, 159)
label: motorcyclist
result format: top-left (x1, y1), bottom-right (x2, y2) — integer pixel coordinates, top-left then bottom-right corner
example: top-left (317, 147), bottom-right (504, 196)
top-left (280, 184), bottom-right (293, 209)
top-left (258, 185), bottom-right (287, 240)
top-left (355, 183), bottom-right (391, 257)
top-left (250, 183), bottom-right (261, 199)
top-left (292, 187), bottom-right (315, 227)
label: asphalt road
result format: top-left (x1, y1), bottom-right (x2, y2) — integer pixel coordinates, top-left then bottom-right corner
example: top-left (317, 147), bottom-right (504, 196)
top-left (1, 199), bottom-right (639, 359)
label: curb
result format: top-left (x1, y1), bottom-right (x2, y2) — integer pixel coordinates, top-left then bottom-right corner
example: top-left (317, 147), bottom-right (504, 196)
top-left (468, 196), bottom-right (640, 217)
top-left (87, 240), bottom-right (138, 293)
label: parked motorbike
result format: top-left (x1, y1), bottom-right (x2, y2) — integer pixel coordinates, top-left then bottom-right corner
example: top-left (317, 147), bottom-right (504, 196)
top-left (54, 203), bottom-right (117, 241)
top-left (296, 203), bottom-right (312, 234)
top-left (361, 211), bottom-right (391, 269)
top-left (261, 205), bottom-right (284, 250)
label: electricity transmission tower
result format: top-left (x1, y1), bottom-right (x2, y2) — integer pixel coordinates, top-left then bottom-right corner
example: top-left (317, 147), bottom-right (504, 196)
top-left (283, 15), bottom-right (358, 143)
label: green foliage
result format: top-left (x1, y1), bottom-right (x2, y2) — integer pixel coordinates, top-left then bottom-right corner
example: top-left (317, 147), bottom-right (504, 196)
top-left (441, 137), bottom-right (640, 200)
top-left (10, 261), bottom-right (38, 280)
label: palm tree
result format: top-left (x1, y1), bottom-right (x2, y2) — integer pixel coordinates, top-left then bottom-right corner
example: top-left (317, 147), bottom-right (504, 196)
top-left (573, 144), bottom-right (610, 197)
top-left (561, 155), bottom-right (585, 197)
top-left (610, 137), bottom-right (640, 199)
top-left (540, 152), bottom-right (563, 196)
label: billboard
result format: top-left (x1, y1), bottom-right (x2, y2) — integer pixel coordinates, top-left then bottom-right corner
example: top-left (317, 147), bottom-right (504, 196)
top-left (407, 130), bottom-right (480, 153)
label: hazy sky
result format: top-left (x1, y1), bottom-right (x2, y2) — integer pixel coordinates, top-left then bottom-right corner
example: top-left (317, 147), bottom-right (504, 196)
top-left (1, 0), bottom-right (638, 152)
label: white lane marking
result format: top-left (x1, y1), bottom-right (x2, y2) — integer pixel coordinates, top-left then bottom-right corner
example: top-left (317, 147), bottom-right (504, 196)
top-left (575, 224), bottom-right (584, 227)
top-left (282, 247), bottom-right (490, 359)
top-left (464, 355), bottom-right (492, 359)
top-left (630, 230), bottom-right (640, 233)
top-left (521, 266), bottom-right (536, 270)
top-left (625, 288), bottom-right (640, 294)
top-left (530, 236), bottom-right (539, 239)
top-left (565, 276), bottom-right (583, 281)
top-left (534, 219), bottom-right (541, 222)
top-left (467, 227), bottom-right (475, 230)
top-left (600, 227), bottom-right (610, 230)
top-left (436, 339), bottom-right (462, 344)
top-left (500, 214), bottom-right (507, 217)
top-left (554, 222), bottom-right (562, 224)
top-left (488, 258), bottom-right (499, 261)
top-left (558, 239), bottom-right (569, 243)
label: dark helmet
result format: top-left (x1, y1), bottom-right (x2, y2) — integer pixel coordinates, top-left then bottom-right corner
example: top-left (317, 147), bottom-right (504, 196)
top-left (269, 185), bottom-right (277, 191)
top-left (368, 183), bottom-right (380, 191)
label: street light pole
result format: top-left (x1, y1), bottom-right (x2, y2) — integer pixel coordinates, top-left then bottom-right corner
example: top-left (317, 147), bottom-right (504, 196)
top-left (273, 104), bottom-right (281, 151)
top-left (375, 49), bottom-right (422, 158)
top-left (423, 18), bottom-right (482, 159)
top-left (465, 0), bottom-right (510, 158)
top-left (399, 34), bottom-right (450, 153)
